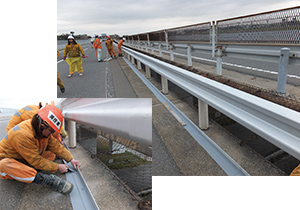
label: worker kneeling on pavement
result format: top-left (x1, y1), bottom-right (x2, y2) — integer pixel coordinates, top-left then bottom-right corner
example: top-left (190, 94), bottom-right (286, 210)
top-left (0, 105), bottom-right (81, 194)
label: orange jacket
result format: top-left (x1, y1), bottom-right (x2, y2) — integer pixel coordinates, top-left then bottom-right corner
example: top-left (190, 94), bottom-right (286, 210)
top-left (118, 39), bottom-right (124, 48)
top-left (93, 38), bottom-right (102, 49)
top-left (105, 38), bottom-right (114, 50)
top-left (6, 105), bottom-right (40, 132)
top-left (0, 119), bottom-right (73, 173)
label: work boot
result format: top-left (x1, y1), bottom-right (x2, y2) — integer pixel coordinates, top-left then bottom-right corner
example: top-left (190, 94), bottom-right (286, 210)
top-left (33, 172), bottom-right (73, 194)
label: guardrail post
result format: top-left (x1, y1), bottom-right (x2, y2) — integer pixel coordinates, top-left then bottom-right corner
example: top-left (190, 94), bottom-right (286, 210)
top-left (159, 43), bottom-right (162, 57)
top-left (147, 34), bottom-right (150, 47)
top-left (216, 46), bottom-right (222, 75)
top-left (137, 60), bottom-right (142, 70)
top-left (131, 55), bottom-right (135, 65)
top-left (151, 42), bottom-right (154, 54)
top-left (165, 30), bottom-right (169, 50)
top-left (145, 66), bottom-right (151, 79)
top-left (187, 44), bottom-right (192, 66)
top-left (198, 99), bottom-right (209, 130)
top-left (170, 43), bottom-right (174, 61)
top-left (68, 120), bottom-right (76, 148)
top-left (127, 53), bottom-right (130, 61)
top-left (211, 21), bottom-right (216, 58)
top-left (277, 47), bottom-right (290, 94)
top-left (161, 76), bottom-right (169, 94)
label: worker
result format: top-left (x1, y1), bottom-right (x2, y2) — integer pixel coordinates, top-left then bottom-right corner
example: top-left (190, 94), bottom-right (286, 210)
top-left (6, 104), bottom-right (42, 132)
top-left (91, 38), bottom-right (94, 49)
top-left (0, 105), bottom-right (81, 194)
top-left (118, 38), bottom-right (125, 57)
top-left (63, 35), bottom-right (87, 78)
top-left (105, 35), bottom-right (116, 59)
top-left (57, 50), bottom-right (65, 93)
top-left (6, 103), bottom-right (67, 144)
top-left (93, 34), bottom-right (102, 62)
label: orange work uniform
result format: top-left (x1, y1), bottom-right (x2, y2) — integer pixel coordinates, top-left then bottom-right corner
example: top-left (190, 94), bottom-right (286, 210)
top-left (0, 119), bottom-right (73, 183)
top-left (118, 39), bottom-right (124, 55)
top-left (93, 38), bottom-right (102, 61)
top-left (6, 105), bottom-right (39, 132)
top-left (290, 164), bottom-right (300, 176)
top-left (105, 38), bottom-right (116, 57)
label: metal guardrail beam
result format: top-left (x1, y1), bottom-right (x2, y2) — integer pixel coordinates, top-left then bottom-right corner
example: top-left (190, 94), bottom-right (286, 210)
top-left (123, 46), bottom-right (300, 160)
top-left (59, 98), bottom-right (152, 147)
top-left (130, 41), bottom-right (300, 64)
top-left (123, 56), bottom-right (249, 176)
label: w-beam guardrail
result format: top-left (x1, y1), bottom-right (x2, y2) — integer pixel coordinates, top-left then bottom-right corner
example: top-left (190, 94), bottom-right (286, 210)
top-left (59, 98), bottom-right (152, 147)
top-left (124, 6), bottom-right (300, 93)
top-left (122, 45), bottom-right (300, 162)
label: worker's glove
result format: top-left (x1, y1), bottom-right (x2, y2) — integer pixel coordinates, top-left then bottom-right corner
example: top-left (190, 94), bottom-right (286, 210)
top-left (82, 55), bottom-right (88, 58)
top-left (62, 57), bottom-right (66, 60)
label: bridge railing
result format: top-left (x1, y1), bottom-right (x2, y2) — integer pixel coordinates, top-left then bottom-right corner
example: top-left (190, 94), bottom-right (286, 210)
top-left (124, 6), bottom-right (300, 93)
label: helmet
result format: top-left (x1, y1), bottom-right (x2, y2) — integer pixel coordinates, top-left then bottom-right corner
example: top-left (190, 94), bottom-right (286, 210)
top-left (122, 38), bottom-right (126, 41)
top-left (106, 35), bottom-right (110, 38)
top-left (67, 35), bottom-right (74, 40)
top-left (37, 105), bottom-right (63, 133)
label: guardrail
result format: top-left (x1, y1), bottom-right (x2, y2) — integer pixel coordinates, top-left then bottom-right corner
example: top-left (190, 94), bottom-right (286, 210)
top-left (122, 45), bottom-right (300, 162)
top-left (59, 98), bottom-right (152, 148)
top-left (124, 6), bottom-right (300, 93)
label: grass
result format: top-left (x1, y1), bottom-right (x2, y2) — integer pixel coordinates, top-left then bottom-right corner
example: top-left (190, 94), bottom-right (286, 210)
top-left (96, 137), bottom-right (151, 170)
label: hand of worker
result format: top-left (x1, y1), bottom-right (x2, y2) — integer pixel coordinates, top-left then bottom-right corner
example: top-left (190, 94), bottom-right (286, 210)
top-left (70, 159), bottom-right (81, 170)
top-left (58, 164), bottom-right (69, 173)
top-left (82, 55), bottom-right (88, 58)
top-left (62, 57), bottom-right (66, 60)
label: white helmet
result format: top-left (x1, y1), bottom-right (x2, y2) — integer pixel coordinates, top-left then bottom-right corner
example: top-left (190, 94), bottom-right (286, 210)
top-left (123, 38), bottom-right (126, 41)
top-left (67, 35), bottom-right (74, 40)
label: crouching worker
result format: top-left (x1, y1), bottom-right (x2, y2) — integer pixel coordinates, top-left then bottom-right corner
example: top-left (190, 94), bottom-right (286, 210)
top-left (0, 105), bottom-right (81, 194)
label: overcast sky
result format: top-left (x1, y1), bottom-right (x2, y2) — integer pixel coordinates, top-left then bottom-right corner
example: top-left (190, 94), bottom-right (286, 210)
top-left (58, 0), bottom-right (299, 36)
top-left (0, 99), bottom-right (61, 110)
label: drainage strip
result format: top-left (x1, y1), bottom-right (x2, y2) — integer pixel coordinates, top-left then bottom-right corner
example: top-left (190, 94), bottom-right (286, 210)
top-left (63, 148), bottom-right (100, 210)
top-left (123, 56), bottom-right (249, 176)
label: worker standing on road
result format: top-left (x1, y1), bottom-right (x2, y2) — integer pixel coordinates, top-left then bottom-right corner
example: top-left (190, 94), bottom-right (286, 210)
top-left (63, 35), bottom-right (88, 78)
top-left (93, 34), bottom-right (102, 62)
top-left (118, 38), bottom-right (125, 57)
top-left (0, 105), bottom-right (81, 194)
top-left (57, 50), bottom-right (65, 93)
top-left (91, 38), bottom-right (94, 49)
top-left (105, 35), bottom-right (116, 59)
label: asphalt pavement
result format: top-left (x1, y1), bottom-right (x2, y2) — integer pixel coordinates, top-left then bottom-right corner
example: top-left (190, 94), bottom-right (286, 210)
top-left (57, 43), bottom-right (134, 98)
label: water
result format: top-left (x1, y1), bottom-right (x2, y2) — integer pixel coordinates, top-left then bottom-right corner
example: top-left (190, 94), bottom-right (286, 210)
top-left (57, 39), bottom-right (91, 50)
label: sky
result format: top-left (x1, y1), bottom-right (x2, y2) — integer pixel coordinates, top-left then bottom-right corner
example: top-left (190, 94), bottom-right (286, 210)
top-left (0, 98), bottom-right (61, 110)
top-left (57, 0), bottom-right (299, 36)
